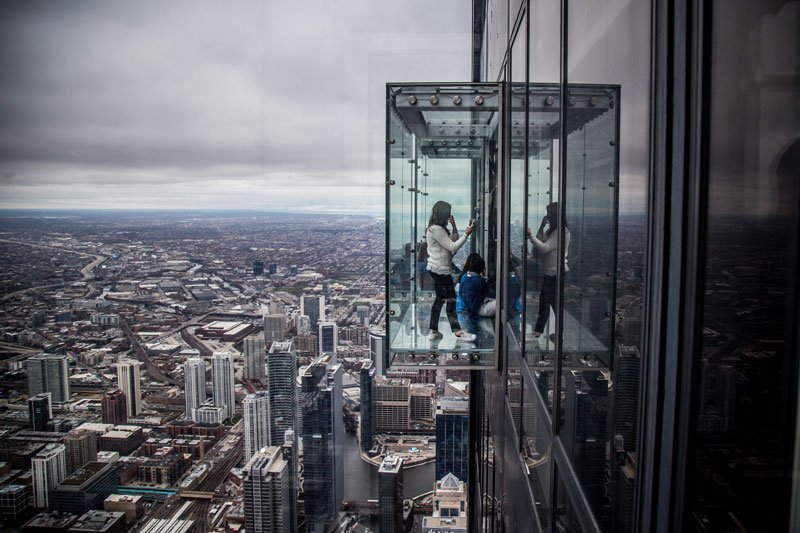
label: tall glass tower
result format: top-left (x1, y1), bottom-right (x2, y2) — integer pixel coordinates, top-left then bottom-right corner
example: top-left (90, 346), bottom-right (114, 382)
top-left (299, 355), bottom-right (343, 532)
top-left (27, 353), bottom-right (70, 404)
top-left (211, 352), bottom-right (235, 422)
top-left (268, 340), bottom-right (297, 446)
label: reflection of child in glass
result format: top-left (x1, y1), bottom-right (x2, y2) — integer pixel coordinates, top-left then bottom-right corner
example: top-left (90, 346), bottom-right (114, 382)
top-left (426, 201), bottom-right (476, 342)
top-left (456, 253), bottom-right (496, 334)
top-left (527, 202), bottom-right (571, 338)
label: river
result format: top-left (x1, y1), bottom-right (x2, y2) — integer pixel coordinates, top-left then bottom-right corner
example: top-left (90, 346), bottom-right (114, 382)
top-left (342, 433), bottom-right (435, 500)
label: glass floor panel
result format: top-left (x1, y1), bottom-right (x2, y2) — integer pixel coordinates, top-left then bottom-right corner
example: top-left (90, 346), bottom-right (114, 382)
top-left (389, 298), bottom-right (496, 368)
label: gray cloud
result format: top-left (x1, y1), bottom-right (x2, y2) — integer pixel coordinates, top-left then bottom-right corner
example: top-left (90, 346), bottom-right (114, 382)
top-left (0, 0), bottom-right (471, 211)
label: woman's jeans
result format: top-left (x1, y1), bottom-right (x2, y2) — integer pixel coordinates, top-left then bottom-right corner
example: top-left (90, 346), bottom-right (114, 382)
top-left (429, 271), bottom-right (461, 332)
top-left (534, 274), bottom-right (557, 333)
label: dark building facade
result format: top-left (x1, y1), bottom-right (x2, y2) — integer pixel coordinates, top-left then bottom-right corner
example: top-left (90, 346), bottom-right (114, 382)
top-left (383, 0), bottom-right (800, 531)
top-left (100, 390), bottom-right (127, 426)
top-left (378, 455), bottom-right (404, 533)
top-left (359, 360), bottom-right (375, 453)
top-left (434, 397), bottom-right (469, 482)
top-left (50, 462), bottom-right (119, 515)
top-left (28, 394), bottom-right (51, 432)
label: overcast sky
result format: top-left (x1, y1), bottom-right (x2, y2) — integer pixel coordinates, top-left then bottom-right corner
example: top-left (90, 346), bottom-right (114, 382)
top-left (0, 1), bottom-right (471, 213)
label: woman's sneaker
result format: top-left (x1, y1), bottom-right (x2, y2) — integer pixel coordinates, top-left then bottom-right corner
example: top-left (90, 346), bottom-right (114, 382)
top-left (428, 331), bottom-right (443, 341)
top-left (455, 332), bottom-right (477, 342)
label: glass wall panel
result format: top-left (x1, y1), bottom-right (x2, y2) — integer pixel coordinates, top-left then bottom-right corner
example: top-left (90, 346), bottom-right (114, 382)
top-left (522, 374), bottom-right (552, 530)
top-left (688, 2), bottom-right (800, 531)
top-left (386, 84), bottom-right (499, 370)
top-left (563, 1), bottom-right (651, 531)
top-left (554, 467), bottom-right (587, 532)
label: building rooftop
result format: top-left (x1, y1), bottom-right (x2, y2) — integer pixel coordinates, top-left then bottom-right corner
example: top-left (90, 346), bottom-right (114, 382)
top-left (379, 454), bottom-right (403, 474)
top-left (58, 462), bottom-right (113, 488)
top-left (104, 494), bottom-right (142, 503)
top-left (23, 511), bottom-right (79, 529)
top-left (70, 510), bottom-right (125, 532)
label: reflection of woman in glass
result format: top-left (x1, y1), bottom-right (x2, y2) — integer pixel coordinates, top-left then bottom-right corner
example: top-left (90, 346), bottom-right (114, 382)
top-left (426, 200), bottom-right (476, 342)
top-left (527, 202), bottom-right (570, 338)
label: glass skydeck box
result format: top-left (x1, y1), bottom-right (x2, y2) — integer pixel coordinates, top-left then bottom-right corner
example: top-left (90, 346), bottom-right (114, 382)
top-left (386, 83), bottom-right (620, 371)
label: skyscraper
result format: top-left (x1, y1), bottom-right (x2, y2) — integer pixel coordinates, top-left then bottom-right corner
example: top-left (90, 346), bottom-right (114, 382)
top-left (116, 359), bottom-right (142, 418)
top-left (369, 328), bottom-right (385, 376)
top-left (253, 260), bottom-right (264, 276)
top-left (28, 392), bottom-right (52, 432)
top-left (300, 295), bottom-right (324, 330)
top-left (268, 341), bottom-right (297, 446)
top-left (299, 355), bottom-right (343, 532)
top-left (318, 321), bottom-right (337, 355)
top-left (27, 353), bottom-right (70, 404)
top-left (359, 360), bottom-right (375, 453)
top-left (101, 389), bottom-right (127, 425)
top-left (378, 455), bottom-right (404, 533)
top-left (31, 443), bottom-right (67, 508)
top-left (184, 357), bottom-right (206, 422)
top-left (422, 474), bottom-right (468, 532)
top-left (374, 376), bottom-right (410, 433)
top-left (435, 397), bottom-right (469, 482)
top-left (243, 391), bottom-right (270, 462)
top-left (243, 335), bottom-right (266, 381)
top-left (263, 314), bottom-right (287, 344)
top-left (63, 429), bottom-right (97, 475)
top-left (211, 352), bottom-right (235, 422)
top-left (357, 305), bottom-right (370, 326)
top-left (243, 444), bottom-right (296, 533)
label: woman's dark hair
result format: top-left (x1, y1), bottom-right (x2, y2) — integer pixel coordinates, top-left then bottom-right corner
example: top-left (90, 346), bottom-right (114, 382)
top-left (463, 253), bottom-right (485, 274)
top-left (428, 201), bottom-right (451, 229)
top-left (546, 202), bottom-right (566, 237)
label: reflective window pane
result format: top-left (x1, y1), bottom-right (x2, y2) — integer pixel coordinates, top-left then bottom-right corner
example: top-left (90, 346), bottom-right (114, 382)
top-left (688, 2), bottom-right (800, 530)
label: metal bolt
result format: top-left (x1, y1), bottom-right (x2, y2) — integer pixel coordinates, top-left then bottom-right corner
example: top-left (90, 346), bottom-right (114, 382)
top-left (453, 95), bottom-right (462, 105)
top-left (430, 95), bottom-right (439, 105)
top-left (475, 95), bottom-right (485, 105)
top-left (388, 138), bottom-right (396, 144)
top-left (388, 179), bottom-right (396, 185)
top-left (590, 96), bottom-right (599, 107)
top-left (408, 95), bottom-right (417, 105)
top-left (545, 95), bottom-right (555, 106)
top-left (568, 96), bottom-right (577, 106)
top-left (389, 309), bottom-right (396, 316)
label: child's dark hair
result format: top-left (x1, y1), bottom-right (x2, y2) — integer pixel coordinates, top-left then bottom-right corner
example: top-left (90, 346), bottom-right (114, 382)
top-left (463, 253), bottom-right (485, 274)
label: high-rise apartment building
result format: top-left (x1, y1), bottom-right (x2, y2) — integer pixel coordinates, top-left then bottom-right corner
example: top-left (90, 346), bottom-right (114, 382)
top-left (243, 444), bottom-right (296, 533)
top-left (243, 335), bottom-right (266, 381)
top-left (243, 391), bottom-right (270, 462)
top-left (378, 455), bottom-right (404, 533)
top-left (373, 376), bottom-right (410, 433)
top-left (253, 260), bottom-right (264, 276)
top-left (263, 314), bottom-right (287, 345)
top-left (27, 353), bottom-right (70, 404)
top-left (64, 429), bottom-right (97, 475)
top-left (359, 360), bottom-right (375, 453)
top-left (28, 392), bottom-right (52, 432)
top-left (381, 1), bottom-right (800, 530)
top-left (211, 352), bottom-right (235, 422)
top-left (299, 355), bottom-right (343, 532)
top-left (31, 443), bottom-right (67, 508)
top-left (300, 295), bottom-right (324, 331)
top-left (267, 341), bottom-right (297, 447)
top-left (116, 359), bottom-right (142, 418)
top-left (101, 389), bottom-right (127, 425)
top-left (435, 397), bottom-right (469, 482)
top-left (183, 357), bottom-right (206, 422)
top-left (318, 321), bottom-right (337, 355)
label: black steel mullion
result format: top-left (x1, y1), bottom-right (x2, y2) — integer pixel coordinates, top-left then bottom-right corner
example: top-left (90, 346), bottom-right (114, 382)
top-left (548, 0), bottom-right (568, 528)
